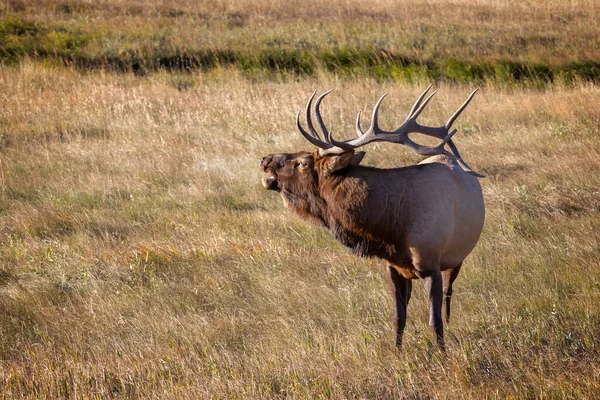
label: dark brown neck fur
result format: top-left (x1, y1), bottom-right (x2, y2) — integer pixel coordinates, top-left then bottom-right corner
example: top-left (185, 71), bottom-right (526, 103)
top-left (283, 165), bottom-right (411, 263)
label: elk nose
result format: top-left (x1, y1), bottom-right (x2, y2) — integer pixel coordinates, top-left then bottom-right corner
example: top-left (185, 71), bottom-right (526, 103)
top-left (259, 156), bottom-right (269, 170)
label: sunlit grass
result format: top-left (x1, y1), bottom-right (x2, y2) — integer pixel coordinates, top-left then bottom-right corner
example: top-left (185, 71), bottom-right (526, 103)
top-left (0, 60), bottom-right (598, 397)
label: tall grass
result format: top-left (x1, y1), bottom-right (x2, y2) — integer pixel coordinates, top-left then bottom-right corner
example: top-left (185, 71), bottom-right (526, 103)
top-left (0, 60), bottom-right (599, 398)
top-left (1, 0), bottom-right (599, 397)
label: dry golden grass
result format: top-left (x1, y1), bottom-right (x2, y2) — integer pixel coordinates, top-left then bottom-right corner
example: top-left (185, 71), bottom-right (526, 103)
top-left (0, 61), bottom-right (599, 398)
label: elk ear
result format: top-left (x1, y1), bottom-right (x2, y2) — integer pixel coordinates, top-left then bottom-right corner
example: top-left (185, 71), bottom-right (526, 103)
top-left (351, 151), bottom-right (366, 166)
top-left (322, 151), bottom-right (355, 178)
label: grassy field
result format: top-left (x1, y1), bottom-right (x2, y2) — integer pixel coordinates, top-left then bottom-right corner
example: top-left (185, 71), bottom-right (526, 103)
top-left (1, 1), bottom-right (600, 399)
top-left (1, 0), bottom-right (600, 83)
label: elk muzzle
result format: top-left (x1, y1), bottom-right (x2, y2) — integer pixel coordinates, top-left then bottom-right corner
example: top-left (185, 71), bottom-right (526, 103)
top-left (260, 155), bottom-right (280, 191)
top-left (261, 175), bottom-right (278, 190)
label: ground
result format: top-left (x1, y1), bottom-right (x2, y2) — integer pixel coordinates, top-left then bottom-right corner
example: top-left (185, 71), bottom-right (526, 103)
top-left (0, 1), bottom-right (599, 398)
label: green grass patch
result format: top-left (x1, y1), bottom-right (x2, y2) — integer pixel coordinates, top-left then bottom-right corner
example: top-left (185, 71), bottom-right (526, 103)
top-left (0, 16), bottom-right (91, 63)
top-left (1, 15), bottom-right (599, 85)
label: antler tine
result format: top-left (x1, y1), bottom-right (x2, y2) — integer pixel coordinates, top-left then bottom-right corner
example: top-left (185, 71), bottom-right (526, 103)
top-left (296, 90), bottom-right (352, 155)
top-left (326, 129), bottom-right (336, 145)
top-left (403, 129), bottom-right (457, 157)
top-left (327, 93), bottom-right (388, 151)
top-left (304, 90), bottom-right (322, 141)
top-left (355, 112), bottom-right (363, 138)
top-left (439, 128), bottom-right (458, 148)
top-left (329, 94), bottom-right (385, 150)
top-left (406, 84), bottom-right (433, 120)
top-left (313, 90), bottom-right (333, 143)
top-left (340, 93), bottom-right (389, 148)
top-left (455, 158), bottom-right (484, 178)
top-left (445, 88), bottom-right (478, 129)
top-left (355, 94), bottom-right (389, 137)
top-left (296, 111), bottom-right (331, 149)
top-left (368, 93), bottom-right (388, 135)
top-left (448, 140), bottom-right (485, 177)
top-left (407, 90), bottom-right (437, 123)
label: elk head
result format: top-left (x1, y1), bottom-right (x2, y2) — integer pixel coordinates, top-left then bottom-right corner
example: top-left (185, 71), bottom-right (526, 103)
top-left (259, 148), bottom-right (365, 225)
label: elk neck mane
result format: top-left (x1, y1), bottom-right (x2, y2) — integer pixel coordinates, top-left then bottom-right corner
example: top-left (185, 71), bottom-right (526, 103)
top-left (283, 164), bottom-right (413, 261)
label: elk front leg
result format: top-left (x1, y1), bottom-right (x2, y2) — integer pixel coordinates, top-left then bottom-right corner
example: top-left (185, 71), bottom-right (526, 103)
top-left (423, 268), bottom-right (444, 350)
top-left (388, 263), bottom-right (412, 347)
top-left (442, 263), bottom-right (462, 323)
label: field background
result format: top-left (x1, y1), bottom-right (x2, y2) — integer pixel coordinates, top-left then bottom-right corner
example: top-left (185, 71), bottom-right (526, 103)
top-left (1, 0), bottom-right (599, 398)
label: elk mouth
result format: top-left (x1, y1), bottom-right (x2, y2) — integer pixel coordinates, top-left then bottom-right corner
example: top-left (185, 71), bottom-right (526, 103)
top-left (261, 175), bottom-right (279, 191)
top-left (259, 155), bottom-right (281, 191)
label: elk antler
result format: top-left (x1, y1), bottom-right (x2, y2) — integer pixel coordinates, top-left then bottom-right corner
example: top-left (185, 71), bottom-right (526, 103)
top-left (296, 86), bottom-right (483, 177)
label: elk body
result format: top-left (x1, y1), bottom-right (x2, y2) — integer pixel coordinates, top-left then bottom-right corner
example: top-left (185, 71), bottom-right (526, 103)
top-left (259, 87), bottom-right (485, 349)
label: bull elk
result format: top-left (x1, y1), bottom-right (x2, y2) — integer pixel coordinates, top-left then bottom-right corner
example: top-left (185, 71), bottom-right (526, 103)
top-left (259, 86), bottom-right (485, 350)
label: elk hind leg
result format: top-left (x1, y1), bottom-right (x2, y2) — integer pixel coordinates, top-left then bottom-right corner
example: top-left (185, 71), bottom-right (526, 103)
top-left (388, 263), bottom-right (412, 347)
top-left (442, 263), bottom-right (462, 324)
top-left (423, 267), bottom-right (444, 350)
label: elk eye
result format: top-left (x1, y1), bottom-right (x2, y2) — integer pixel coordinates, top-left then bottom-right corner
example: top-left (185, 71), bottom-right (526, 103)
top-left (296, 160), bottom-right (311, 170)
